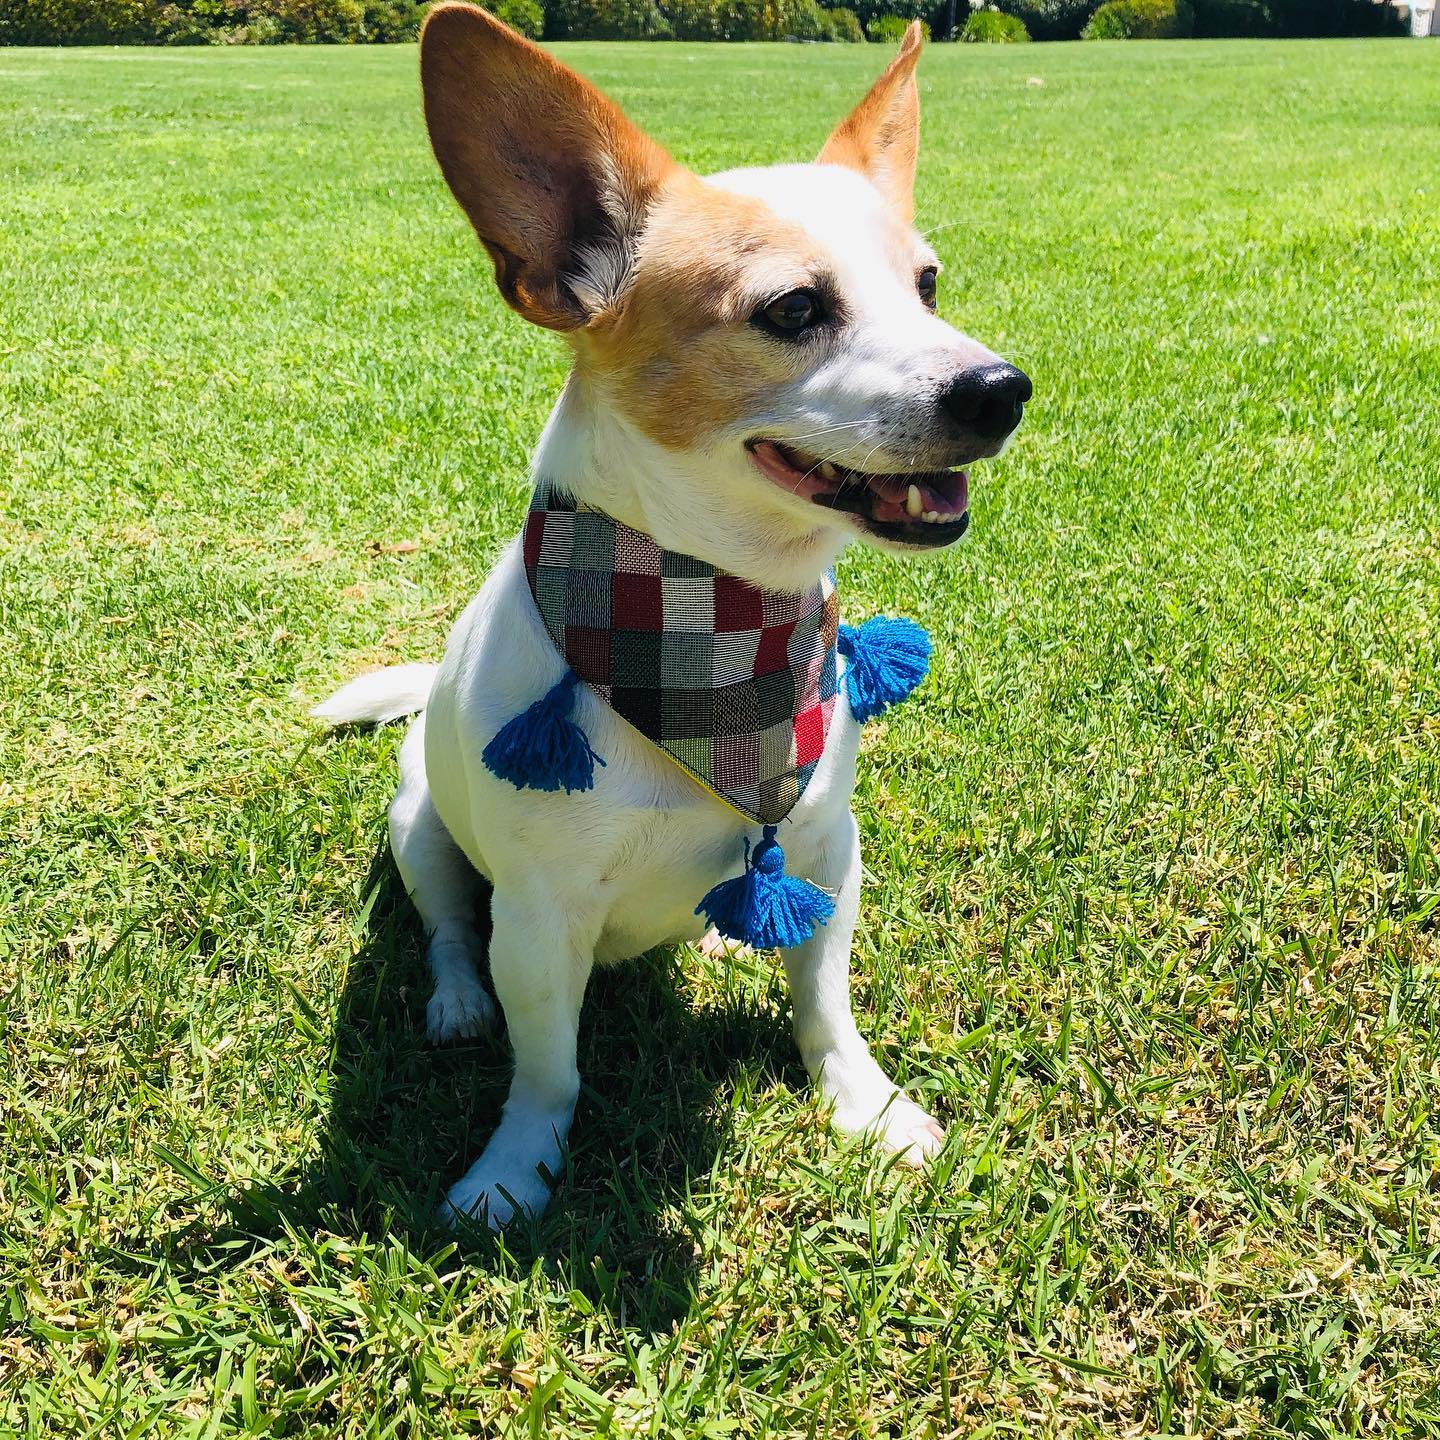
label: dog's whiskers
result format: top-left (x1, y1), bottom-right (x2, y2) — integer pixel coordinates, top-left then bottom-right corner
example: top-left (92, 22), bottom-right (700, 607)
top-left (778, 420), bottom-right (909, 500)
top-left (781, 420), bottom-right (871, 444)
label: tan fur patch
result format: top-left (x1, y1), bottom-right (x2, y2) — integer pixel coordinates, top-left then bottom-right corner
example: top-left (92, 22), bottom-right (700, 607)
top-left (421, 3), bottom-right (674, 330)
top-left (818, 20), bottom-right (923, 222)
top-left (422, 8), bottom-right (933, 455)
top-left (576, 174), bottom-right (829, 451)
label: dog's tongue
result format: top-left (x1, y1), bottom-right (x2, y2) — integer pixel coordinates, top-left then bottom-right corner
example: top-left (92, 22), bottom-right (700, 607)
top-left (748, 440), bottom-right (832, 500)
top-left (866, 471), bottom-right (968, 523)
top-left (750, 441), bottom-right (969, 520)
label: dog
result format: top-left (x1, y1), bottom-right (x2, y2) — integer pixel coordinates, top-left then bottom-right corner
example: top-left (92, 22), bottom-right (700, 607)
top-left (313, 4), bottom-right (1031, 1227)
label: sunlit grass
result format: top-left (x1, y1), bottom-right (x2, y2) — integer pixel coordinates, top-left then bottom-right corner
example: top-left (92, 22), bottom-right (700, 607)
top-left (3, 36), bottom-right (1439, 1437)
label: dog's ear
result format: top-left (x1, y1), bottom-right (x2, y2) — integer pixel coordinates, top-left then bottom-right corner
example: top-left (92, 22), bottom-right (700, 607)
top-left (817, 20), bottom-right (923, 222)
top-left (420, 3), bottom-right (674, 330)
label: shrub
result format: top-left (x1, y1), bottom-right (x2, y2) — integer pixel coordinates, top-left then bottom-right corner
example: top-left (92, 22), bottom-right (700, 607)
top-left (774, 0), bottom-right (866, 39)
top-left (660, 0), bottom-right (728, 37)
top-left (836, 0), bottom-right (927, 30)
top-left (824, 4), bottom-right (866, 38)
top-left (988, 0), bottom-right (1095, 40)
top-left (253, 0), bottom-right (365, 40)
top-left (867, 10), bottom-right (927, 39)
top-left (664, 0), bottom-right (861, 39)
top-left (362, 0), bottom-right (427, 39)
top-left (959, 7), bottom-right (1028, 38)
top-left (1080, 2), bottom-right (1121, 33)
top-left (0, 0), bottom-right (433, 40)
top-left (780, 0), bottom-right (835, 39)
top-left (154, 1), bottom-right (224, 40)
top-left (488, 0), bottom-right (541, 32)
top-left (548, 0), bottom-right (670, 35)
top-left (0, 0), bottom-right (155, 42)
top-left (128, 0), bottom-right (232, 42)
top-left (1083, 0), bottom-right (1191, 36)
top-left (663, 0), bottom-right (756, 38)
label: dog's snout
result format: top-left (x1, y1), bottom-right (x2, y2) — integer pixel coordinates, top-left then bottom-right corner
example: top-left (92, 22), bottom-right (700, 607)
top-left (940, 363), bottom-right (1032, 441)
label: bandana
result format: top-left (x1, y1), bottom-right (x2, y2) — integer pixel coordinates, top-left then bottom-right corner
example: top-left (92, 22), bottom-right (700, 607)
top-left (522, 483), bottom-right (840, 825)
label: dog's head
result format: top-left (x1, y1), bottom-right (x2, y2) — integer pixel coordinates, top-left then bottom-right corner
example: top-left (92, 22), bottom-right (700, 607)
top-left (421, 6), bottom-right (1030, 583)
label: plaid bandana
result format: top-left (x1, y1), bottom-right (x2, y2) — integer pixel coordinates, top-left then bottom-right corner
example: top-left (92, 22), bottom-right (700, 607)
top-left (522, 483), bottom-right (840, 825)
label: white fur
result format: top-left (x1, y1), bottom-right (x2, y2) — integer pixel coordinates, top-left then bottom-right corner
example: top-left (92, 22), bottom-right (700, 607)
top-left (383, 543), bottom-right (943, 1227)
top-left (310, 663), bottom-right (439, 728)
top-left (311, 156), bottom-right (1024, 1228)
top-left (712, 164), bottom-right (1004, 474)
top-left (552, 165), bottom-right (1010, 596)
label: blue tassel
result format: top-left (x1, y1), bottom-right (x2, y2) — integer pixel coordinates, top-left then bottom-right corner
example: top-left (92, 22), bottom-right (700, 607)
top-left (696, 825), bottom-right (834, 949)
top-left (837, 615), bottom-right (932, 722)
top-left (482, 671), bottom-right (604, 794)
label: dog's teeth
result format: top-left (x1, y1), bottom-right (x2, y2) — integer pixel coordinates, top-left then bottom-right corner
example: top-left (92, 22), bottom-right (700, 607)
top-left (818, 461), bottom-right (838, 481)
top-left (906, 484), bottom-right (923, 518)
top-left (923, 510), bottom-right (940, 523)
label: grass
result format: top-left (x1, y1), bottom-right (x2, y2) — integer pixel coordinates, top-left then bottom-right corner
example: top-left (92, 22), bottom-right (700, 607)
top-left (3, 32), bottom-right (1440, 1438)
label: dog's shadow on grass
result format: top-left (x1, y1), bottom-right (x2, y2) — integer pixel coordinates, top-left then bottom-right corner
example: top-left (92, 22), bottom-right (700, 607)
top-left (230, 844), bottom-right (796, 1333)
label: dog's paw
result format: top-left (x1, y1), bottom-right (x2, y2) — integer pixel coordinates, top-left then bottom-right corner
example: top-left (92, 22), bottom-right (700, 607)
top-left (425, 976), bottom-right (496, 1045)
top-left (696, 927), bottom-right (754, 962)
top-left (830, 1089), bottom-right (946, 1167)
top-left (440, 1159), bottom-right (553, 1231)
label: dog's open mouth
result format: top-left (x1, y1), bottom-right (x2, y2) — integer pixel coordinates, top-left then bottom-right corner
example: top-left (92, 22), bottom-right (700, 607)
top-left (747, 440), bottom-right (969, 548)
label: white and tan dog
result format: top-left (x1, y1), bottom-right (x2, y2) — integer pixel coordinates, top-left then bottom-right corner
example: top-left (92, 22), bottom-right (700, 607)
top-left (314, 6), bottom-right (1030, 1227)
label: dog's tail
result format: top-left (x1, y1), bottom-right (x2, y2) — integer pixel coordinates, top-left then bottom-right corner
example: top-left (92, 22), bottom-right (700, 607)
top-left (310, 663), bottom-right (439, 729)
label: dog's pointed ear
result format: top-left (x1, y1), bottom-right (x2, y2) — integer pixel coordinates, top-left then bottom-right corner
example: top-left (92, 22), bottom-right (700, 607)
top-left (420, 3), bottom-right (675, 330)
top-left (817, 20), bottom-right (923, 221)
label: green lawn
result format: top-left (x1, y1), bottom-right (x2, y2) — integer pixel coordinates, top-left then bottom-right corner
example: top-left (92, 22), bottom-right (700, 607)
top-left (4, 33), bottom-right (1440, 1438)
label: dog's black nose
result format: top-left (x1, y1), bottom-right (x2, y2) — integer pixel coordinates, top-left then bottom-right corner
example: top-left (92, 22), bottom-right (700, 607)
top-left (940, 363), bottom-right (1032, 440)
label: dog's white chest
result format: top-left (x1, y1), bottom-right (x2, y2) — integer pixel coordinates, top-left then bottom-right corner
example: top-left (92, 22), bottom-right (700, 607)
top-left (420, 542), bottom-right (859, 962)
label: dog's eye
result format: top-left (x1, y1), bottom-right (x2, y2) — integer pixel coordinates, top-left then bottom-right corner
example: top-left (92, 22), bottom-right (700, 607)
top-left (917, 266), bottom-right (939, 310)
top-left (756, 289), bottom-right (821, 337)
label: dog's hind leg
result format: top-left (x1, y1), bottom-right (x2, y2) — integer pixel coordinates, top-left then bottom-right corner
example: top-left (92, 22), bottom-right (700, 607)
top-left (441, 887), bottom-right (597, 1228)
top-left (389, 716), bottom-right (496, 1044)
top-left (783, 813), bottom-right (945, 1166)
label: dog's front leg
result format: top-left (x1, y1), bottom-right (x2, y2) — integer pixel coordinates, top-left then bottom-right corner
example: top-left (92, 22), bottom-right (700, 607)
top-left (442, 888), bottom-right (596, 1228)
top-left (784, 813), bottom-right (945, 1165)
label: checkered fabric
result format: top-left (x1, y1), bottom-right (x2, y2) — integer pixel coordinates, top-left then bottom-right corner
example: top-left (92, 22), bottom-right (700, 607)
top-left (522, 483), bottom-right (840, 825)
